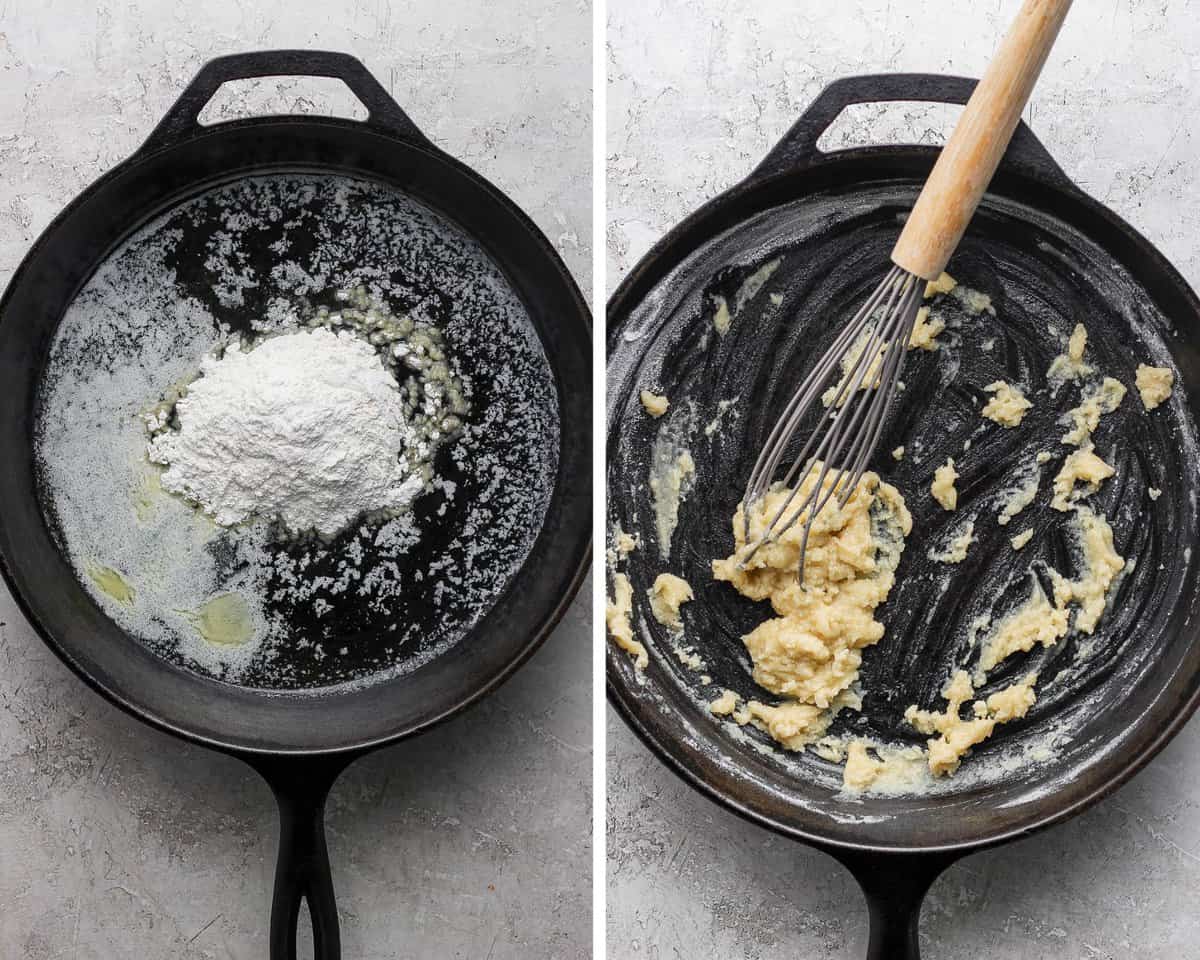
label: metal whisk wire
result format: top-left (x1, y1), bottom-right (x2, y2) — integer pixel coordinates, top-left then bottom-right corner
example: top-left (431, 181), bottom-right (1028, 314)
top-left (739, 267), bottom-right (923, 579)
top-left (732, 0), bottom-right (1075, 581)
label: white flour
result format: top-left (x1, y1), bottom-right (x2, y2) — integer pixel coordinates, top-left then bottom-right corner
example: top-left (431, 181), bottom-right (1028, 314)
top-left (147, 327), bottom-right (424, 536)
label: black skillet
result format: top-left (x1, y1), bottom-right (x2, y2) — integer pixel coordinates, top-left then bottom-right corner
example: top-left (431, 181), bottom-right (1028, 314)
top-left (0, 51), bottom-right (590, 958)
top-left (607, 73), bottom-right (1200, 958)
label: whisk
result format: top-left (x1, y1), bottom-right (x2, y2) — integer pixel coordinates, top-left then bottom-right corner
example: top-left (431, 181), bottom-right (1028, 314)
top-left (740, 0), bottom-right (1073, 579)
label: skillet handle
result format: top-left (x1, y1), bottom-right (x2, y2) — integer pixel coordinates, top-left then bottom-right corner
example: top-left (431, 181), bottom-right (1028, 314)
top-left (832, 848), bottom-right (961, 959)
top-left (248, 754), bottom-right (355, 960)
top-left (138, 50), bottom-right (432, 154)
top-left (749, 72), bottom-right (1073, 191)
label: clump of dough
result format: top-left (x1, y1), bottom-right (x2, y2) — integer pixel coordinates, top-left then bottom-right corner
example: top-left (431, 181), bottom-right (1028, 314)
top-left (1049, 507), bottom-right (1125, 633)
top-left (981, 381), bottom-right (1032, 427)
top-left (977, 584), bottom-right (1067, 674)
top-left (843, 741), bottom-right (885, 791)
top-left (931, 458), bottom-right (959, 511)
top-left (606, 525), bottom-right (639, 568)
top-left (613, 526), bottom-right (639, 557)
top-left (743, 700), bottom-right (831, 750)
top-left (924, 272), bottom-right (957, 298)
top-left (1062, 377), bottom-right (1125, 446)
top-left (821, 327), bottom-right (885, 408)
top-left (713, 296), bottom-right (731, 335)
top-left (640, 390), bottom-right (669, 418)
top-left (1010, 529), bottom-right (1033, 550)
top-left (905, 670), bottom-right (1038, 776)
top-left (1135, 364), bottom-right (1174, 410)
top-left (709, 689), bottom-right (739, 716)
top-left (953, 286), bottom-right (995, 315)
top-left (996, 466), bottom-right (1040, 526)
top-left (1048, 323), bottom-right (1093, 382)
top-left (673, 645), bottom-right (705, 672)
top-left (929, 520), bottom-right (975, 564)
top-left (1051, 448), bottom-right (1114, 511)
top-left (647, 573), bottom-right (694, 630)
top-left (909, 307), bottom-right (945, 351)
top-left (606, 572), bottom-right (647, 670)
top-left (892, 446), bottom-right (905, 461)
top-left (712, 468), bottom-right (911, 750)
top-left (840, 740), bottom-right (927, 793)
top-left (1052, 374), bottom-right (1123, 510)
top-left (977, 506), bottom-right (1123, 676)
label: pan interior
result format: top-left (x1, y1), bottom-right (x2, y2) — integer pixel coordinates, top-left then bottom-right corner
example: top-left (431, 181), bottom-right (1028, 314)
top-left (36, 172), bottom-right (559, 691)
top-left (607, 179), bottom-right (1200, 839)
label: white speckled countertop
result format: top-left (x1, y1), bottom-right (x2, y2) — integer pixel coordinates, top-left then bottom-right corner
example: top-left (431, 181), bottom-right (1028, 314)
top-left (0, 2), bottom-right (591, 957)
top-left (607, 1), bottom-right (1200, 957)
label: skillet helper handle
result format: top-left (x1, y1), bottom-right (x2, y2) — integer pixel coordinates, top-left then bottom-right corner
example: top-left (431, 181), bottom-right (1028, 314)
top-left (139, 49), bottom-right (432, 154)
top-left (250, 754), bottom-right (354, 960)
top-left (835, 849), bottom-right (959, 960)
top-left (752, 72), bottom-right (1073, 189)
top-left (892, 0), bottom-right (1073, 279)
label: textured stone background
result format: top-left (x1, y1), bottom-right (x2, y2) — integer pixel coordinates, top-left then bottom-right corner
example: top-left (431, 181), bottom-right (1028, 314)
top-left (0, 2), bottom-right (592, 958)
top-left (608, 1), bottom-right (1200, 958)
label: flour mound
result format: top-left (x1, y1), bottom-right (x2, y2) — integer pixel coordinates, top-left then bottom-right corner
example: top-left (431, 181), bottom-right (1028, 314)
top-left (148, 327), bottom-right (423, 536)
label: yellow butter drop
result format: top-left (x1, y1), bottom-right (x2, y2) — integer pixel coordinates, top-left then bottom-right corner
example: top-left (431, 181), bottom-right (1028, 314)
top-left (88, 564), bottom-right (135, 605)
top-left (188, 593), bottom-right (255, 647)
top-left (133, 466), bottom-right (164, 521)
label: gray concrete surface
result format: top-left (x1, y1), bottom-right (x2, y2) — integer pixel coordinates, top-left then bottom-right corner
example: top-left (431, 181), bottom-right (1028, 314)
top-left (608, 1), bottom-right (1200, 957)
top-left (0, 2), bottom-right (592, 958)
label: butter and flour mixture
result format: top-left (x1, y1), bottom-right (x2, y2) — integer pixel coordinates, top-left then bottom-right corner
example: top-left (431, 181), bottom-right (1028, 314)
top-left (711, 469), bottom-right (911, 748)
top-left (699, 276), bottom-right (1160, 791)
top-left (36, 174), bottom-right (558, 688)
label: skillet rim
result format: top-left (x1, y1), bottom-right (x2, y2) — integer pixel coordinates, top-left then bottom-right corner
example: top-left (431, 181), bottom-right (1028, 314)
top-left (0, 111), bottom-right (593, 758)
top-left (604, 141), bottom-right (1200, 854)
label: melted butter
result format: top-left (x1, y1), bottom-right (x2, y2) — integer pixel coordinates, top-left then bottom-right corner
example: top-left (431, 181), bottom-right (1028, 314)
top-left (139, 377), bottom-right (192, 431)
top-left (186, 593), bottom-right (255, 646)
top-left (133, 464), bottom-right (164, 521)
top-left (87, 564), bottom-right (135, 605)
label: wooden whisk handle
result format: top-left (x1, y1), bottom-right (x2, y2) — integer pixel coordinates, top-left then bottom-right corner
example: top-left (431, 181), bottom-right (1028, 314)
top-left (891, 0), bottom-right (1073, 280)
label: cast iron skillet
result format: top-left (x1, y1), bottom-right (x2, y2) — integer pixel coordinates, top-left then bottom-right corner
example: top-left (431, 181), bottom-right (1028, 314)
top-left (607, 74), bottom-right (1200, 958)
top-left (0, 52), bottom-right (590, 958)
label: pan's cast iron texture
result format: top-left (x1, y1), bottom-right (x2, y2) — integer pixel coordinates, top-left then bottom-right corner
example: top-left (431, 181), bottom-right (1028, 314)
top-left (607, 74), bottom-right (1200, 959)
top-left (0, 51), bottom-right (591, 960)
